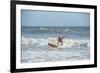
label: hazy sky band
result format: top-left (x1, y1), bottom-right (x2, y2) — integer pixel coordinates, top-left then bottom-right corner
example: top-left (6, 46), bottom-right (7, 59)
top-left (21, 10), bottom-right (90, 27)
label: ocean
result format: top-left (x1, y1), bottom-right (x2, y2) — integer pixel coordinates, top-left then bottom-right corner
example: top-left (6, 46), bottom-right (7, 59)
top-left (21, 26), bottom-right (90, 63)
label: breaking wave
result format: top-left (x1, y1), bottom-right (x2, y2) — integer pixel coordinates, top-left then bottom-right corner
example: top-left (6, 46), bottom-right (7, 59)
top-left (22, 37), bottom-right (90, 48)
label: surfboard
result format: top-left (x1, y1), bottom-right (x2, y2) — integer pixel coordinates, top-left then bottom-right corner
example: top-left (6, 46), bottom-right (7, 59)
top-left (48, 39), bottom-right (59, 48)
top-left (48, 39), bottom-right (63, 48)
top-left (48, 42), bottom-right (59, 48)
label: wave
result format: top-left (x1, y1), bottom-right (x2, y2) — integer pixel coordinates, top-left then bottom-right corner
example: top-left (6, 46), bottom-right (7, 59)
top-left (22, 27), bottom-right (89, 35)
top-left (22, 37), bottom-right (90, 48)
top-left (39, 27), bottom-right (89, 33)
top-left (39, 27), bottom-right (69, 32)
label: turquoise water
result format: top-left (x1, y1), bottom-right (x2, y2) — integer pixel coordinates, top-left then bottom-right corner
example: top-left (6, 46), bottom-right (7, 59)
top-left (21, 26), bottom-right (90, 63)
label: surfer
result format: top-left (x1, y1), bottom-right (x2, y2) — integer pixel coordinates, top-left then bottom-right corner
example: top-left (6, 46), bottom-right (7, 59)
top-left (58, 35), bottom-right (64, 45)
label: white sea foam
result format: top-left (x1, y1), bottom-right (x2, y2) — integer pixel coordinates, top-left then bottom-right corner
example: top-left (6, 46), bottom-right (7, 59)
top-left (22, 37), bottom-right (90, 48)
top-left (64, 28), bottom-right (69, 32)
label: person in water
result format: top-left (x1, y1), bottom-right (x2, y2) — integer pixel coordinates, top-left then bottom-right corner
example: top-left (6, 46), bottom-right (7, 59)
top-left (58, 35), bottom-right (64, 45)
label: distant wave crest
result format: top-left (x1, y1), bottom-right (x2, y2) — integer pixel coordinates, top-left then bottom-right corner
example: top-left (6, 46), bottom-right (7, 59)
top-left (39, 27), bottom-right (69, 32)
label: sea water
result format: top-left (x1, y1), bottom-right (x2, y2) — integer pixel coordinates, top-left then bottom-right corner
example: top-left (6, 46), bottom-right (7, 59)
top-left (21, 26), bottom-right (90, 63)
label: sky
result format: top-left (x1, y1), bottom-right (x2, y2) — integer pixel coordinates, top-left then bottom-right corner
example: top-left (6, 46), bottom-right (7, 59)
top-left (21, 10), bottom-right (90, 27)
